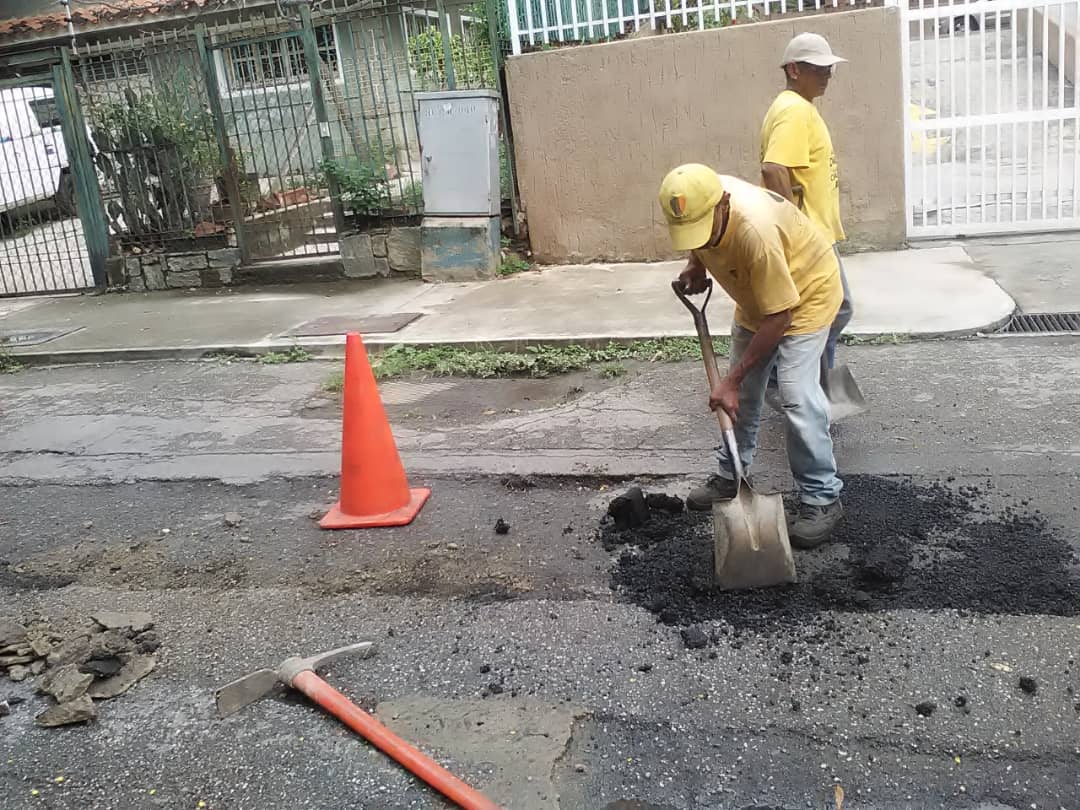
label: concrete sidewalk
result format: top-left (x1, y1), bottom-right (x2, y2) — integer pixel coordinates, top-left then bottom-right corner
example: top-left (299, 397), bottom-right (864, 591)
top-left (0, 245), bottom-right (1015, 363)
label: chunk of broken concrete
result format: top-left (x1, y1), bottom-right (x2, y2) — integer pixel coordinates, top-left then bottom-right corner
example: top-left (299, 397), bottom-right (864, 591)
top-left (91, 611), bottom-right (154, 634)
top-left (87, 655), bottom-right (155, 700)
top-left (7, 664), bottom-right (30, 683)
top-left (46, 635), bottom-right (93, 668)
top-left (39, 664), bottom-right (94, 703)
top-left (223, 512), bottom-right (244, 528)
top-left (0, 654), bottom-right (37, 667)
top-left (80, 657), bottom-right (123, 678)
top-left (29, 637), bottom-right (53, 658)
top-left (90, 631), bottom-right (135, 659)
top-left (35, 695), bottom-right (96, 728)
top-left (0, 699), bottom-right (9, 717)
top-left (135, 632), bottom-right (161, 654)
top-left (0, 620), bottom-right (28, 648)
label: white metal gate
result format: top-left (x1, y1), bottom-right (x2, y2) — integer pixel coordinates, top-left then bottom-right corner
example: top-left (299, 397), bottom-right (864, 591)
top-left (902, 0), bottom-right (1080, 237)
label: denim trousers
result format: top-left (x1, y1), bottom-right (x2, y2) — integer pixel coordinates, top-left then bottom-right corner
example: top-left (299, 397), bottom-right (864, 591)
top-left (716, 324), bottom-right (843, 505)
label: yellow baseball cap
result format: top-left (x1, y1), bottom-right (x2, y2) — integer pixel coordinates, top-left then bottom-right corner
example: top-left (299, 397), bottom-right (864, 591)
top-left (657, 164), bottom-right (724, 251)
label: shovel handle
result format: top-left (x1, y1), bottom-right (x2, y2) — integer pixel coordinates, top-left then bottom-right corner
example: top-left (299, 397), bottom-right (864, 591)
top-left (671, 279), bottom-right (734, 433)
top-left (292, 670), bottom-right (501, 810)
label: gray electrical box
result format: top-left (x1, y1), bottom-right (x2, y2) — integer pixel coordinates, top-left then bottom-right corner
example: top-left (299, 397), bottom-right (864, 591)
top-left (416, 89), bottom-right (501, 217)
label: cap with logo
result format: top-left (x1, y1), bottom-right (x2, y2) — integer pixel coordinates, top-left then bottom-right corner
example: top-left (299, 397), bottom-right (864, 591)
top-left (657, 164), bottom-right (724, 252)
top-left (781, 32), bottom-right (848, 67)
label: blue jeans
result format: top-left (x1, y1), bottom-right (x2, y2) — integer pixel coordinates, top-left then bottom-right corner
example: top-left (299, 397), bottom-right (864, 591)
top-left (716, 324), bottom-right (843, 506)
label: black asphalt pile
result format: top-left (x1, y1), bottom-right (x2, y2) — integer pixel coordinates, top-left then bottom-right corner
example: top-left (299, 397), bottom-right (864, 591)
top-left (0, 611), bottom-right (159, 727)
top-left (600, 487), bottom-right (685, 551)
top-left (604, 475), bottom-right (1080, 630)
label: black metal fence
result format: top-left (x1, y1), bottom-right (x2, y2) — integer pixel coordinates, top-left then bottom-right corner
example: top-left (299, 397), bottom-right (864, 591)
top-left (0, 0), bottom-right (516, 295)
top-left (0, 72), bottom-right (95, 295)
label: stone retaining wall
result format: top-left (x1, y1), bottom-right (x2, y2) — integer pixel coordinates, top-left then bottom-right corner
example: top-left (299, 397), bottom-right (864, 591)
top-left (340, 226), bottom-right (421, 279)
top-left (108, 249), bottom-right (242, 292)
top-left (104, 224), bottom-right (422, 291)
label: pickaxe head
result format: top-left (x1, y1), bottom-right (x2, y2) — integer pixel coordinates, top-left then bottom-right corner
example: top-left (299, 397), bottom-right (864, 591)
top-left (215, 641), bottom-right (376, 717)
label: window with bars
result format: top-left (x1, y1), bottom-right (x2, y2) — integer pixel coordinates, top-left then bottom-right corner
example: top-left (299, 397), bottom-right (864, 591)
top-left (78, 52), bottom-right (150, 83)
top-left (223, 25), bottom-right (339, 88)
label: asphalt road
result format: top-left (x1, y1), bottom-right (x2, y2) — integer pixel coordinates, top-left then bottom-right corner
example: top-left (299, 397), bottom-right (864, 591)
top-left (1, 337), bottom-right (1079, 809)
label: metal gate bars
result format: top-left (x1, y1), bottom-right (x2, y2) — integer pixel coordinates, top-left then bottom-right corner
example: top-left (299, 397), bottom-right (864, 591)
top-left (902, 0), bottom-right (1080, 237)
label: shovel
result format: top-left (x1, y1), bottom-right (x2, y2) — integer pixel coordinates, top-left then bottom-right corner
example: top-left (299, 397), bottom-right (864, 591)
top-left (821, 364), bottom-right (867, 421)
top-left (673, 279), bottom-right (797, 590)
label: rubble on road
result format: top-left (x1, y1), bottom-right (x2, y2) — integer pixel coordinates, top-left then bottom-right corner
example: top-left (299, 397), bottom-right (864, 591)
top-left (0, 612), bottom-right (160, 728)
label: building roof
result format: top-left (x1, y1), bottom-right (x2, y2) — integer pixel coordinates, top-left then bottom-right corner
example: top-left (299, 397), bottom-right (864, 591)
top-left (0, 0), bottom-right (219, 44)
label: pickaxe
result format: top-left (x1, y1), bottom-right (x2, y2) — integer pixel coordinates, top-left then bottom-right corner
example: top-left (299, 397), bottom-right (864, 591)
top-left (215, 641), bottom-right (500, 810)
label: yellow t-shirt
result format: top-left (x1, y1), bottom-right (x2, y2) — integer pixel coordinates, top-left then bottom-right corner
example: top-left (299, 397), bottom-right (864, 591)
top-left (694, 175), bottom-right (842, 336)
top-left (760, 90), bottom-right (845, 244)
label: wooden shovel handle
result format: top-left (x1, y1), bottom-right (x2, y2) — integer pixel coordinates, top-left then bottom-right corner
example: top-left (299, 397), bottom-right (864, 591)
top-left (671, 278), bottom-right (733, 432)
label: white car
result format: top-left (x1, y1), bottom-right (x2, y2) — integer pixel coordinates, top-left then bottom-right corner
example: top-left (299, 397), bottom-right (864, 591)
top-left (0, 86), bottom-right (78, 217)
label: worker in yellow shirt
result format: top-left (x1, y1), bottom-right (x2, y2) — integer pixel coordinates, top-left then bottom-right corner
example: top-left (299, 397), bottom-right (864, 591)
top-left (661, 164), bottom-right (844, 547)
top-left (760, 32), bottom-right (853, 394)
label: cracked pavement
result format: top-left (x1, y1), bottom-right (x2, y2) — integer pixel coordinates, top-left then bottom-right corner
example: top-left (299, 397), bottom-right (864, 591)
top-left (1, 337), bottom-right (1079, 809)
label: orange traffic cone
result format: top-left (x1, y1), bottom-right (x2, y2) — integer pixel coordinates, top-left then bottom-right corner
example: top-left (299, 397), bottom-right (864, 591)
top-left (320, 333), bottom-right (430, 529)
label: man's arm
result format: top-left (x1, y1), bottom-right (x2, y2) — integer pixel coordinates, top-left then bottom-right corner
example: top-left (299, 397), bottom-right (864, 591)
top-left (761, 162), bottom-right (796, 204)
top-left (709, 310), bottom-right (792, 419)
top-left (709, 233), bottom-right (800, 420)
top-left (761, 105), bottom-right (809, 207)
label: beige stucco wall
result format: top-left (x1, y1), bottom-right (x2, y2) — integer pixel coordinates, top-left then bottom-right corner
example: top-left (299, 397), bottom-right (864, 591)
top-left (506, 7), bottom-right (906, 264)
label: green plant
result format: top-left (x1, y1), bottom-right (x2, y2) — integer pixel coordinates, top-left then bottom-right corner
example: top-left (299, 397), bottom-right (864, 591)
top-left (322, 370), bottom-right (345, 393)
top-left (258, 345), bottom-right (313, 365)
top-left (599, 363), bottom-right (627, 378)
top-left (497, 254), bottom-right (530, 276)
top-left (468, 0), bottom-right (511, 48)
top-left (0, 345), bottom-right (23, 374)
top-left (402, 180), bottom-right (424, 212)
top-left (369, 337), bottom-right (725, 381)
top-left (89, 72), bottom-right (223, 236)
top-left (320, 157), bottom-right (389, 217)
top-left (840, 333), bottom-right (911, 346)
top-left (660, 0), bottom-right (752, 31)
top-left (499, 139), bottom-right (513, 201)
top-left (408, 26), bottom-right (496, 89)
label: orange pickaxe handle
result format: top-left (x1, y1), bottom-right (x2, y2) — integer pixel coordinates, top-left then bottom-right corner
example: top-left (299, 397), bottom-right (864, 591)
top-left (292, 670), bottom-right (502, 810)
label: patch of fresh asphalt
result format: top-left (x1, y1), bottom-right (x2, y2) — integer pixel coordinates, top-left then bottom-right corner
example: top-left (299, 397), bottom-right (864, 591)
top-left (0, 475), bottom-right (1079, 809)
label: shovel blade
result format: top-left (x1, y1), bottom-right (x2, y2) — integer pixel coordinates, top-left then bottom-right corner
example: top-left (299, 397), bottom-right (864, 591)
top-left (764, 365), bottom-right (867, 422)
top-left (822, 365), bottom-right (867, 421)
top-left (215, 668), bottom-right (281, 717)
top-left (713, 485), bottom-right (797, 590)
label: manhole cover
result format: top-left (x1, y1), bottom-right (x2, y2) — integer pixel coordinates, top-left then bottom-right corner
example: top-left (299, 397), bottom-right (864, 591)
top-left (286, 313), bottom-right (422, 337)
top-left (0, 326), bottom-right (83, 347)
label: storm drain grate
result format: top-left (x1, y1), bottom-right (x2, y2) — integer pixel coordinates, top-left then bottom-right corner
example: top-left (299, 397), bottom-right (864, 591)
top-left (1002, 312), bottom-right (1080, 334)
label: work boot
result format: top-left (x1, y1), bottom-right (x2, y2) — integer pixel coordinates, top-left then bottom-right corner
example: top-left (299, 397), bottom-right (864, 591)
top-left (687, 474), bottom-right (741, 512)
top-left (788, 500), bottom-right (844, 549)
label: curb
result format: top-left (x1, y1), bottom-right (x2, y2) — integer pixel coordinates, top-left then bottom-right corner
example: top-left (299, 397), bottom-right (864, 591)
top-left (6, 316), bottom-right (1019, 367)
